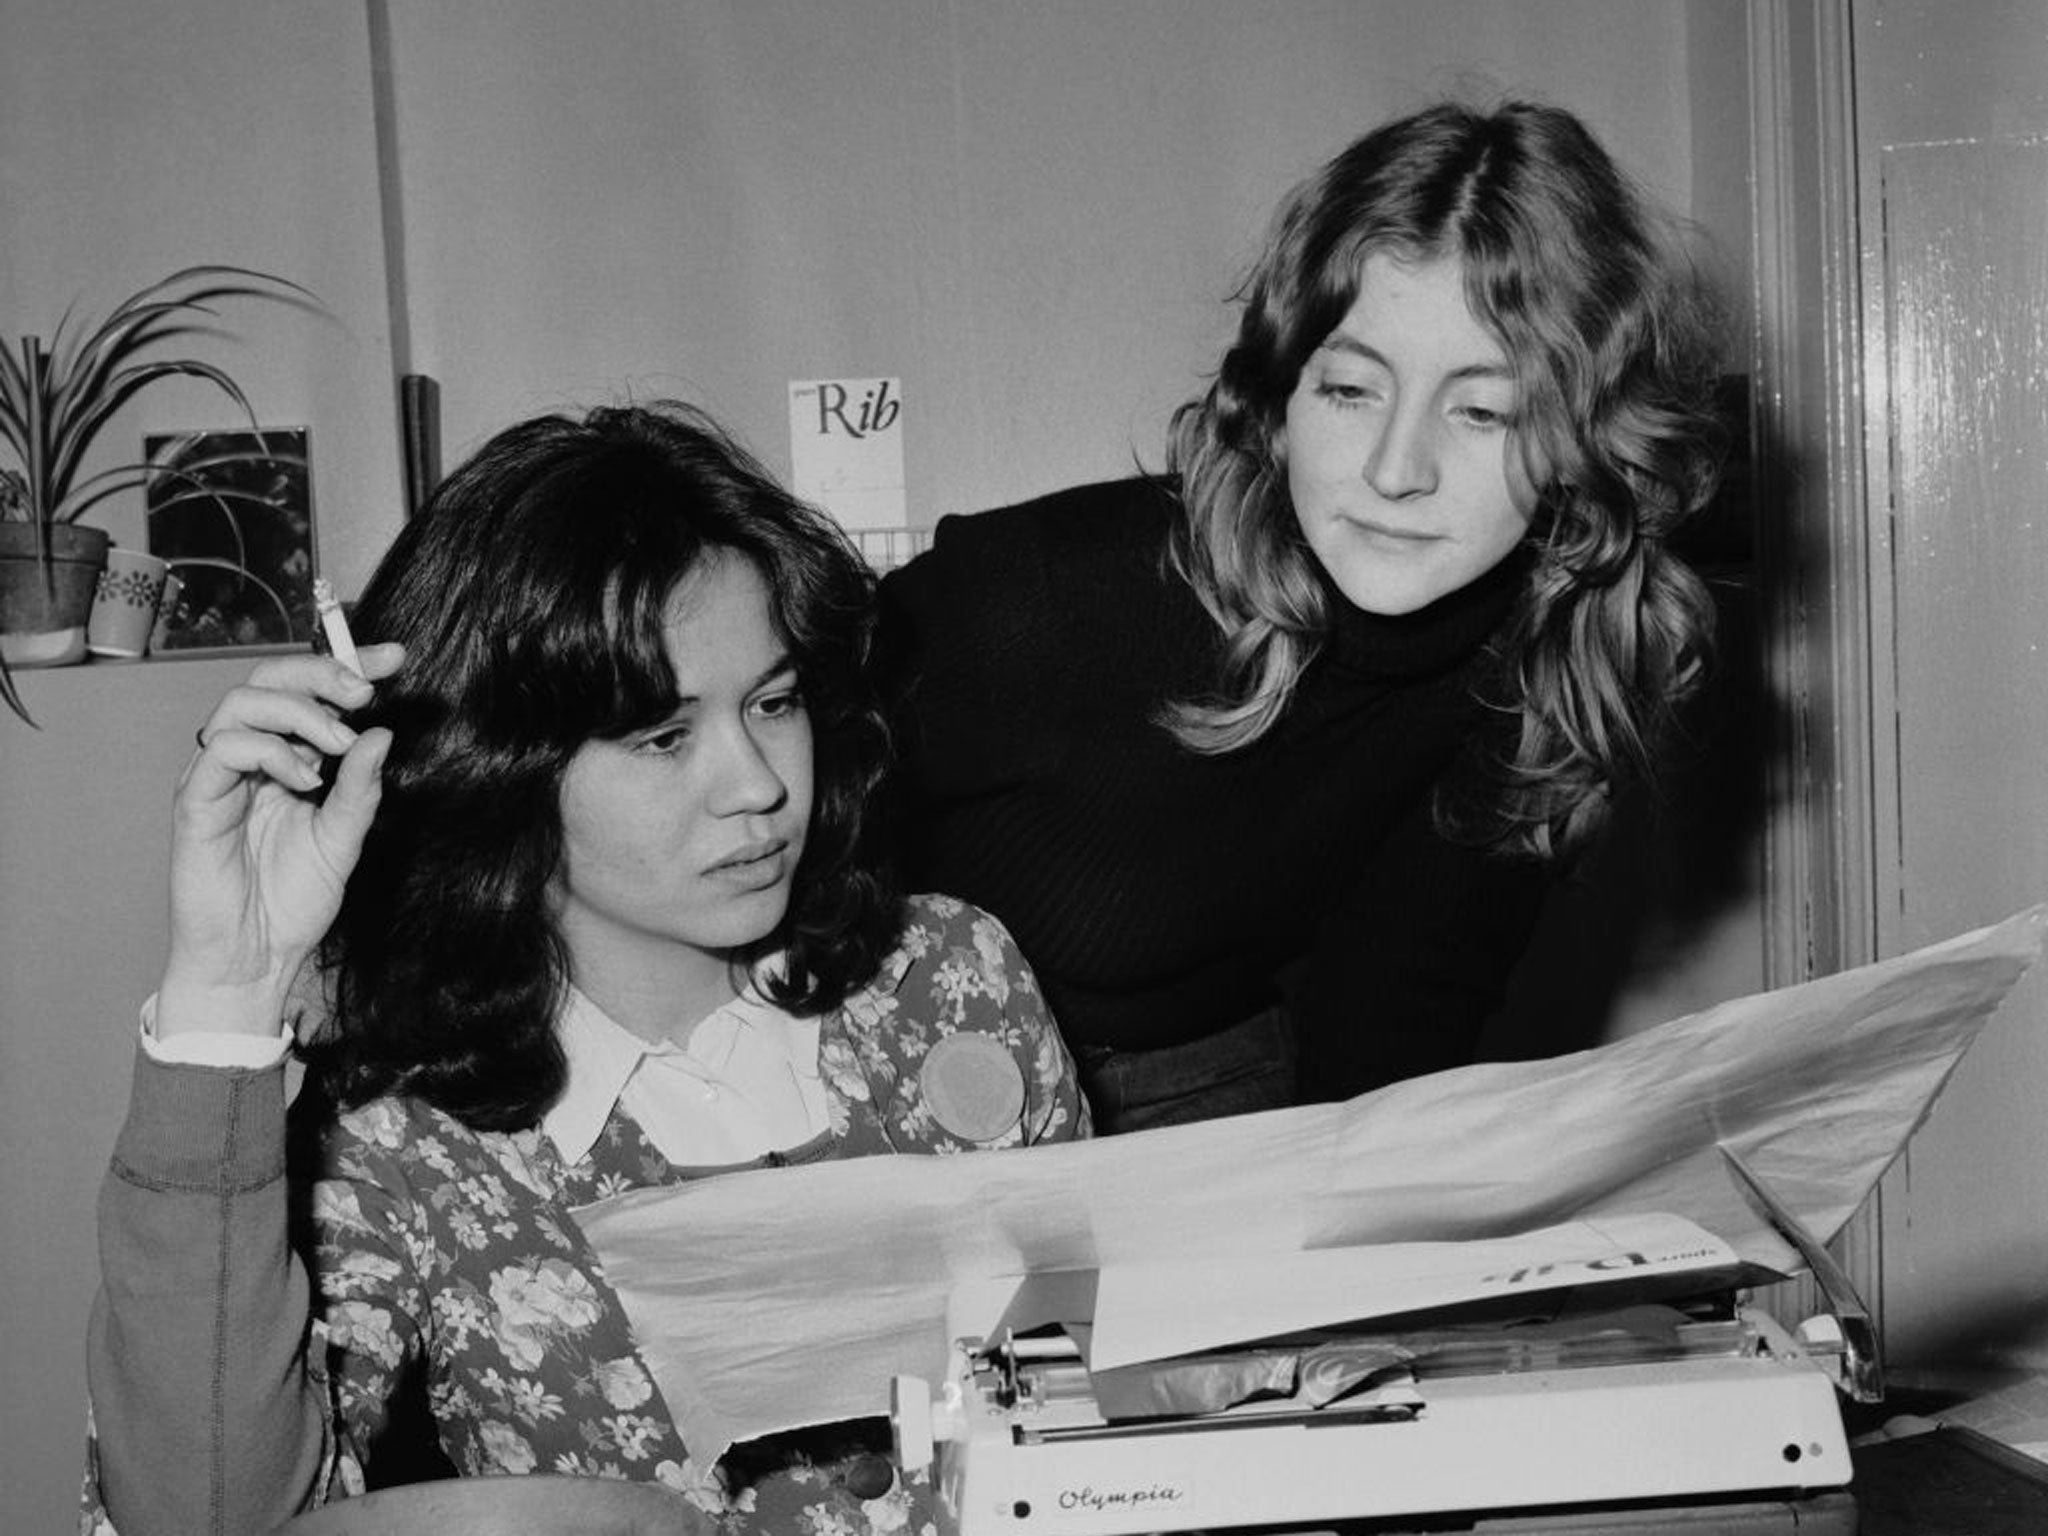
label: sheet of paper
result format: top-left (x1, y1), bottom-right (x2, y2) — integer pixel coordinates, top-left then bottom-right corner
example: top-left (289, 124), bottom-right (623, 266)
top-left (1087, 1210), bottom-right (1742, 1370)
top-left (575, 903), bottom-right (2047, 1463)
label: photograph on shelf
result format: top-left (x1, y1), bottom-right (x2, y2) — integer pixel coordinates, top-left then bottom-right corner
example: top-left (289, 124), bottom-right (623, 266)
top-left (144, 426), bottom-right (316, 651)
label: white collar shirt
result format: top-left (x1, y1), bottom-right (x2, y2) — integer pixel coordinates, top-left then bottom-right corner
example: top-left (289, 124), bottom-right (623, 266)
top-left (542, 981), bottom-right (831, 1170)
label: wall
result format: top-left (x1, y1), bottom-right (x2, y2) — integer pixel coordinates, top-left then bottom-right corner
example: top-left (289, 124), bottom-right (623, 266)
top-left (0, 0), bottom-right (403, 593)
top-left (0, 659), bottom-right (263, 1451)
top-left (0, 2), bottom-right (396, 1525)
top-left (1844, 0), bottom-right (2048, 1374)
top-left (0, 3), bottom-right (1743, 1526)
top-left (381, 0), bottom-right (1707, 519)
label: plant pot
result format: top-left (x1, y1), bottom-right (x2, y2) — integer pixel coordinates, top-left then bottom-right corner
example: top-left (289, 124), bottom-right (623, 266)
top-left (0, 523), bottom-right (112, 668)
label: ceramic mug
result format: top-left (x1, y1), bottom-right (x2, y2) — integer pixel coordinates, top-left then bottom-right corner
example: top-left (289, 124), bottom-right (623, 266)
top-left (87, 546), bottom-right (171, 659)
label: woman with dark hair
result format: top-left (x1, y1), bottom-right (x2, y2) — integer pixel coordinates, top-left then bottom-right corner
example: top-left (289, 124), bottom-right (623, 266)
top-left (84, 402), bottom-right (1086, 1536)
top-left (310, 403), bottom-right (907, 1131)
top-left (880, 98), bottom-right (1727, 1131)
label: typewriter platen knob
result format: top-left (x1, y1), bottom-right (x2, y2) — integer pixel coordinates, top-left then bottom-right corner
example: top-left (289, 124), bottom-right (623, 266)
top-left (844, 1453), bottom-right (896, 1500)
top-left (891, 1375), bottom-right (935, 1473)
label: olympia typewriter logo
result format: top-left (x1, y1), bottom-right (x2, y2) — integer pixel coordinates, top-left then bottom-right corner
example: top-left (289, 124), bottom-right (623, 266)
top-left (1057, 1482), bottom-right (1187, 1514)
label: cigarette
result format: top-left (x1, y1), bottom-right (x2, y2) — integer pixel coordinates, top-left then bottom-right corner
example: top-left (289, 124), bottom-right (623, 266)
top-left (312, 577), bottom-right (364, 678)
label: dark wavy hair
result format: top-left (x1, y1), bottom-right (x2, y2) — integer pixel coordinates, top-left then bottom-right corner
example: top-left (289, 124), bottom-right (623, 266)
top-left (1165, 99), bottom-right (1726, 859)
top-left (305, 401), bottom-right (899, 1130)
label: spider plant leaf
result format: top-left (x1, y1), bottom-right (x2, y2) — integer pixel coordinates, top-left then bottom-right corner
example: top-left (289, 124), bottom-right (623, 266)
top-left (141, 491), bottom-right (254, 567)
top-left (136, 456), bottom-right (288, 561)
top-left (161, 554), bottom-right (299, 635)
top-left (148, 472), bottom-right (300, 521)
top-left (53, 304), bottom-right (227, 424)
top-left (52, 463), bottom-right (158, 524)
top-left (74, 296), bottom-right (237, 356)
top-left (145, 443), bottom-right (307, 479)
top-left (0, 341), bottom-right (28, 420)
top-left (0, 659), bottom-right (36, 727)
top-left (68, 276), bottom-right (316, 383)
top-left (122, 264), bottom-right (316, 307)
top-left (44, 267), bottom-right (312, 449)
top-left (18, 341), bottom-right (49, 528)
top-left (139, 469), bottom-right (303, 523)
top-left (85, 267), bottom-right (315, 341)
top-left (0, 396), bottom-right (27, 470)
top-left (47, 361), bottom-right (261, 510)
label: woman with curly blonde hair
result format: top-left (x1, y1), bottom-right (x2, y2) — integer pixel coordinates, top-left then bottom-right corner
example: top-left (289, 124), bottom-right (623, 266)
top-left (881, 98), bottom-right (1726, 1131)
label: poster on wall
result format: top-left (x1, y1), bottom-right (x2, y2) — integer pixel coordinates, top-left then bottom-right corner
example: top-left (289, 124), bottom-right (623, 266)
top-left (787, 376), bottom-right (924, 569)
top-left (144, 427), bottom-right (317, 651)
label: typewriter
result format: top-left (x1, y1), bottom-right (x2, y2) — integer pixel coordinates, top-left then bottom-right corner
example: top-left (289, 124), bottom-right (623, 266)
top-left (890, 1162), bottom-right (1876, 1536)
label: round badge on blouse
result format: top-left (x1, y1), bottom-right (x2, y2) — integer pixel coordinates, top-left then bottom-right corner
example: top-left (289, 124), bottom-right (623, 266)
top-left (918, 1032), bottom-right (1027, 1142)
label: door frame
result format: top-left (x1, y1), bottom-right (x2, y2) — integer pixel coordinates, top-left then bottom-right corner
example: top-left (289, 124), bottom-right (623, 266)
top-left (1745, 0), bottom-right (1887, 1317)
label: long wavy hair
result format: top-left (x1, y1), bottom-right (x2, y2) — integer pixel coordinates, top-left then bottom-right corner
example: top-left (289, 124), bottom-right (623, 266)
top-left (1164, 99), bottom-right (1725, 859)
top-left (306, 401), bottom-right (899, 1130)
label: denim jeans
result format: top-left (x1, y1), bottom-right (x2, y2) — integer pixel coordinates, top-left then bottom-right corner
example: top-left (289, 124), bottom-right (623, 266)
top-left (1075, 1005), bottom-right (1298, 1135)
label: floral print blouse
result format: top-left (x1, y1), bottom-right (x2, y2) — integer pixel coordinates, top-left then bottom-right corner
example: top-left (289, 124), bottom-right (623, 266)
top-left (83, 893), bottom-right (1087, 1536)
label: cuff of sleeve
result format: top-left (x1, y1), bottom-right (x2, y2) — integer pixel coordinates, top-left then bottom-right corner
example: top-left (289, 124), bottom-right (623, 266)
top-left (138, 992), bottom-right (294, 1069)
top-left (114, 1015), bottom-right (290, 1191)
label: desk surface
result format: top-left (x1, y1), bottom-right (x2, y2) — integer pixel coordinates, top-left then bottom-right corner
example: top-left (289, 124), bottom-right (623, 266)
top-left (1337, 1425), bottom-right (2043, 1535)
top-left (1851, 1425), bottom-right (2048, 1535)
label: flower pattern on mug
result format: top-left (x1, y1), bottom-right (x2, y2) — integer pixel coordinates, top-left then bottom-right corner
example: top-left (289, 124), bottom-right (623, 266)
top-left (94, 568), bottom-right (162, 609)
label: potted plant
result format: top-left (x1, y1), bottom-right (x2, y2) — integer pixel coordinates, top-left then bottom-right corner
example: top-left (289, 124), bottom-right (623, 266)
top-left (0, 264), bottom-right (310, 725)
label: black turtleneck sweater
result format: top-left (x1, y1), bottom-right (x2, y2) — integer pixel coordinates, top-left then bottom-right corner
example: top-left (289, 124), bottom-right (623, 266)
top-left (875, 478), bottom-right (1551, 1101)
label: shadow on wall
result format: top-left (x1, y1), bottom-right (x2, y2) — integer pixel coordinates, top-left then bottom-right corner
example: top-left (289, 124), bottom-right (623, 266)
top-left (1905, 1239), bottom-right (2048, 1376)
top-left (1479, 375), bottom-right (1788, 1058)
